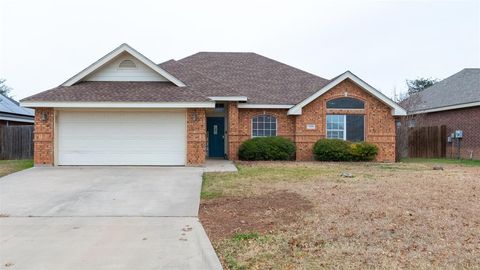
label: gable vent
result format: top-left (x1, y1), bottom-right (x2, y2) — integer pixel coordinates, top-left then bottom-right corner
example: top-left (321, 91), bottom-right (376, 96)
top-left (119, 59), bottom-right (136, 69)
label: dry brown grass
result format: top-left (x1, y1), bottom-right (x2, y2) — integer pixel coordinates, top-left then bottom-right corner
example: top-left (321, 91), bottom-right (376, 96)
top-left (200, 161), bottom-right (480, 270)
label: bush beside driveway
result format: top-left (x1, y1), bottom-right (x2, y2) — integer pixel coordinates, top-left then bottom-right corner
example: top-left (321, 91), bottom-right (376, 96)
top-left (200, 161), bottom-right (480, 269)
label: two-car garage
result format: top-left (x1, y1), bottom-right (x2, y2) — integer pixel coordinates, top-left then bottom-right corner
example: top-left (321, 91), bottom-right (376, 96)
top-left (56, 110), bottom-right (187, 166)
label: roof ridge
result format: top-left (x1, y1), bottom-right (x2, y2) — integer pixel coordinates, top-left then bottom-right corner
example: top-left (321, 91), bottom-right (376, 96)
top-left (248, 52), bottom-right (330, 82)
top-left (420, 68), bottom-right (472, 93)
top-left (179, 51), bottom-right (329, 83)
top-left (159, 60), bottom-right (242, 96)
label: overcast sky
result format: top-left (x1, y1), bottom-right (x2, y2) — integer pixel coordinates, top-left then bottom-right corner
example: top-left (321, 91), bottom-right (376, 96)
top-left (1, 0), bottom-right (479, 100)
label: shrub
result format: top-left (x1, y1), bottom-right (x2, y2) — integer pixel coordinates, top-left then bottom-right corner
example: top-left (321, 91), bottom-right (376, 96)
top-left (350, 142), bottom-right (379, 161)
top-left (313, 139), bottom-right (379, 161)
top-left (238, 136), bottom-right (296, 161)
top-left (313, 139), bottom-right (352, 161)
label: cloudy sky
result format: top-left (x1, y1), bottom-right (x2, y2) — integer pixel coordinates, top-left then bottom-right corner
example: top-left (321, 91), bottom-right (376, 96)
top-left (1, 0), bottom-right (479, 100)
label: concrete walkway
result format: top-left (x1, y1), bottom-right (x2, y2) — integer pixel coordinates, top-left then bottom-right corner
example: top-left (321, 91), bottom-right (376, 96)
top-left (203, 159), bottom-right (238, 173)
top-left (0, 167), bottom-right (222, 270)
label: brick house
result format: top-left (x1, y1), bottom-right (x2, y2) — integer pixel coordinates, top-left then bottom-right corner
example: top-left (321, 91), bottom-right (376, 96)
top-left (402, 68), bottom-right (480, 159)
top-left (21, 44), bottom-right (406, 166)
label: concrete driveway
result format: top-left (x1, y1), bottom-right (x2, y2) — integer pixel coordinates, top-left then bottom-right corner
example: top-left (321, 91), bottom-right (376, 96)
top-left (0, 167), bottom-right (222, 270)
top-left (0, 167), bottom-right (203, 217)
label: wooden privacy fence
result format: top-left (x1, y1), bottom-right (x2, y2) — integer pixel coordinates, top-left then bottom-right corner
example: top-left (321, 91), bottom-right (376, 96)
top-left (408, 125), bottom-right (446, 158)
top-left (0, 125), bottom-right (34, 160)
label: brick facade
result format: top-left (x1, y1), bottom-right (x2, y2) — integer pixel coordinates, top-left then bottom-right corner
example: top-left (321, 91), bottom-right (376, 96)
top-left (34, 108), bottom-right (55, 166)
top-left (413, 106), bottom-right (480, 159)
top-left (186, 108), bottom-right (207, 165)
top-left (33, 79), bottom-right (397, 165)
top-left (226, 79), bottom-right (397, 162)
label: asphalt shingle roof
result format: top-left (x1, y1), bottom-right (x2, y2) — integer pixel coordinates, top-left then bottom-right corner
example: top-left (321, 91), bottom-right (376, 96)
top-left (177, 52), bottom-right (330, 104)
top-left (404, 68), bottom-right (480, 112)
top-left (21, 52), bottom-right (331, 104)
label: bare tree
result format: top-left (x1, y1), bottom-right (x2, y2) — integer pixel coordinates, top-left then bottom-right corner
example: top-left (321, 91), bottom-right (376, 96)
top-left (0, 79), bottom-right (12, 97)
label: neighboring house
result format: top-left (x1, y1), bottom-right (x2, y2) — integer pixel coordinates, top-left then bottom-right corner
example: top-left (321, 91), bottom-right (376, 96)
top-left (402, 68), bottom-right (480, 159)
top-left (21, 44), bottom-right (406, 166)
top-left (0, 94), bottom-right (34, 126)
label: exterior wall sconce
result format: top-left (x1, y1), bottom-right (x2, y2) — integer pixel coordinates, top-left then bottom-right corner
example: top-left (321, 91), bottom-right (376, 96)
top-left (192, 111), bottom-right (198, 122)
top-left (41, 112), bottom-right (49, 122)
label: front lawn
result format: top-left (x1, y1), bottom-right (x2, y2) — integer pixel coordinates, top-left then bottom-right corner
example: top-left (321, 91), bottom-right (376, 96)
top-left (402, 157), bottom-right (480, 167)
top-left (0, 160), bottom-right (33, 178)
top-left (200, 161), bottom-right (480, 269)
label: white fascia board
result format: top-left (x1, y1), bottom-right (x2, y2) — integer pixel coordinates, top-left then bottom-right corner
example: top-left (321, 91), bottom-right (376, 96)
top-left (0, 116), bottom-right (34, 123)
top-left (62, 43), bottom-right (186, 87)
top-left (288, 71), bottom-right (407, 116)
top-left (208, 96), bottom-right (248, 101)
top-left (20, 101), bottom-right (215, 109)
top-left (409, 101), bottom-right (480, 114)
top-left (237, 104), bottom-right (294, 109)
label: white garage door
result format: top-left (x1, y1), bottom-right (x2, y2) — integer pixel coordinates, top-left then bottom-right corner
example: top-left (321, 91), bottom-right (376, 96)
top-left (57, 110), bottom-right (186, 165)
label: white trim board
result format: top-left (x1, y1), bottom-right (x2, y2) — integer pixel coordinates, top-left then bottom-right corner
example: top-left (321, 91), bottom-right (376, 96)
top-left (209, 96), bottom-right (248, 101)
top-left (238, 104), bottom-right (294, 109)
top-left (20, 101), bottom-right (215, 109)
top-left (287, 71), bottom-right (407, 116)
top-left (62, 43), bottom-right (186, 87)
top-left (409, 101), bottom-right (480, 114)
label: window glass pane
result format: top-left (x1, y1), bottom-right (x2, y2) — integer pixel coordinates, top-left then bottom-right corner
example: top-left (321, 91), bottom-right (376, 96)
top-left (326, 114), bottom-right (346, 140)
top-left (346, 115), bottom-right (364, 141)
top-left (327, 98), bottom-right (364, 109)
top-left (252, 115), bottom-right (277, 137)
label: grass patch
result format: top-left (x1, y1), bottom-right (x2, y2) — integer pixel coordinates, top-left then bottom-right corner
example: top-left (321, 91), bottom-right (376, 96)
top-left (0, 160), bottom-right (33, 178)
top-left (232, 232), bottom-right (260, 241)
top-left (225, 254), bottom-right (246, 270)
top-left (201, 161), bottom-right (480, 269)
top-left (201, 164), bottom-right (339, 199)
top-left (401, 157), bottom-right (480, 167)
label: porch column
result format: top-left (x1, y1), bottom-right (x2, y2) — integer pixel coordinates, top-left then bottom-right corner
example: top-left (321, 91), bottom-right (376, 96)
top-left (227, 102), bottom-right (240, 160)
top-left (34, 108), bottom-right (55, 166)
top-left (186, 108), bottom-right (206, 165)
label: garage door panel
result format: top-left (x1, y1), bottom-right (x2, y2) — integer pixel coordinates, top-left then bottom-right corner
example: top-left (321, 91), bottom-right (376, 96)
top-left (58, 111), bottom-right (186, 165)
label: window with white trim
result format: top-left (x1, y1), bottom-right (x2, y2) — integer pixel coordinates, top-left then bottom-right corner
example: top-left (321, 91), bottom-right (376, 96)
top-left (326, 114), bottom-right (365, 141)
top-left (326, 115), bottom-right (346, 140)
top-left (252, 115), bottom-right (277, 137)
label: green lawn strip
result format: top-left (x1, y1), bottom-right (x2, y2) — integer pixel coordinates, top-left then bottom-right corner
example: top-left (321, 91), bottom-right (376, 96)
top-left (401, 158), bottom-right (480, 167)
top-left (0, 160), bottom-right (33, 177)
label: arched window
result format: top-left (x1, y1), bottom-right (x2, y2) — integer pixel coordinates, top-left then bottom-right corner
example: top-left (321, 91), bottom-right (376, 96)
top-left (326, 97), bottom-right (364, 109)
top-left (118, 59), bottom-right (136, 69)
top-left (252, 115), bottom-right (277, 137)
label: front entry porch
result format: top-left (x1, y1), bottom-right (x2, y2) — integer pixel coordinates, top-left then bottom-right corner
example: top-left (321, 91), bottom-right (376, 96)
top-left (206, 102), bottom-right (228, 159)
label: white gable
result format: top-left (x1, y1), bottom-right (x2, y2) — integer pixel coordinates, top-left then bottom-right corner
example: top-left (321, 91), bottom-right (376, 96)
top-left (83, 52), bottom-right (169, 82)
top-left (62, 43), bottom-right (185, 87)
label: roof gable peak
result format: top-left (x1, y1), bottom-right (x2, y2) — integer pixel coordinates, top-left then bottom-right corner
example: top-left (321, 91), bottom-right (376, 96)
top-left (288, 71), bottom-right (406, 116)
top-left (62, 43), bottom-right (186, 87)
